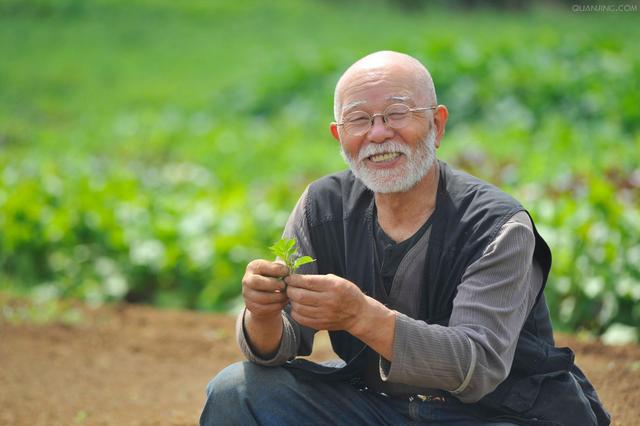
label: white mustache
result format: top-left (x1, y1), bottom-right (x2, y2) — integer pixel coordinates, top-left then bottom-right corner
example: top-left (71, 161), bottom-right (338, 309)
top-left (356, 141), bottom-right (411, 162)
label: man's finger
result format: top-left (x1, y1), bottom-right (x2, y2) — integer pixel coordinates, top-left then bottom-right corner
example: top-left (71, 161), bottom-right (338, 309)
top-left (286, 286), bottom-right (325, 307)
top-left (247, 259), bottom-right (289, 278)
top-left (244, 287), bottom-right (288, 305)
top-left (244, 274), bottom-right (286, 292)
top-left (289, 309), bottom-right (328, 330)
top-left (285, 274), bottom-right (323, 291)
top-left (289, 301), bottom-right (323, 318)
top-left (246, 300), bottom-right (287, 317)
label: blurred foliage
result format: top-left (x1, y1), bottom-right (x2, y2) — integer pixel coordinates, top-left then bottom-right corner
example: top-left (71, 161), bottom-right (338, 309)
top-left (0, 0), bottom-right (638, 338)
top-left (0, 291), bottom-right (84, 325)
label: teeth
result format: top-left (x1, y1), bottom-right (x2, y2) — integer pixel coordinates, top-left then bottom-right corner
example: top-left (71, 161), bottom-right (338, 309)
top-left (369, 152), bottom-right (400, 162)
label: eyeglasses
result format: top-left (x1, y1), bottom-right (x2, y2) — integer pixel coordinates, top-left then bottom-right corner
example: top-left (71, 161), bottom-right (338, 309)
top-left (337, 104), bottom-right (436, 136)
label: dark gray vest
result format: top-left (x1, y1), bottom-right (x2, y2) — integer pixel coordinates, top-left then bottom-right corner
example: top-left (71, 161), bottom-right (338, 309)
top-left (287, 161), bottom-right (609, 426)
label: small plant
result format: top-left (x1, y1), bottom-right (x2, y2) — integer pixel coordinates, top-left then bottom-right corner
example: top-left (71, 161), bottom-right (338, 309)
top-left (269, 238), bottom-right (315, 274)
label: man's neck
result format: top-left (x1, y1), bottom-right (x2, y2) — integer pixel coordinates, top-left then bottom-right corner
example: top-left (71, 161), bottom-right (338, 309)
top-left (374, 162), bottom-right (439, 243)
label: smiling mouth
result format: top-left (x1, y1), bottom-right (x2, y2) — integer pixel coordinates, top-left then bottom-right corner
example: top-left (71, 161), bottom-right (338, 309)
top-left (368, 152), bottom-right (401, 163)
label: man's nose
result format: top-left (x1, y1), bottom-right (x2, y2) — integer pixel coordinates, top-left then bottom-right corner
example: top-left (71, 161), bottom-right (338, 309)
top-left (367, 115), bottom-right (394, 143)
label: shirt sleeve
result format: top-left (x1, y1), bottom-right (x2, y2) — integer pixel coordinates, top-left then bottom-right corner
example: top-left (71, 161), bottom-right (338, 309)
top-left (380, 211), bottom-right (544, 403)
top-left (236, 187), bottom-right (318, 365)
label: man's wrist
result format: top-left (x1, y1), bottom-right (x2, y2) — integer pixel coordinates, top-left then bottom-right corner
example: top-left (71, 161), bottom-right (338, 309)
top-left (347, 296), bottom-right (396, 360)
top-left (243, 308), bottom-right (284, 358)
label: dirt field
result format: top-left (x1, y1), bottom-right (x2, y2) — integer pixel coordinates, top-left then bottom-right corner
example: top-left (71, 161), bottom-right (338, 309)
top-left (1, 303), bottom-right (638, 425)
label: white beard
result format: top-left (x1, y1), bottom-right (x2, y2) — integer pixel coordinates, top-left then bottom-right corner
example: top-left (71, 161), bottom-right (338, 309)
top-left (340, 128), bottom-right (437, 194)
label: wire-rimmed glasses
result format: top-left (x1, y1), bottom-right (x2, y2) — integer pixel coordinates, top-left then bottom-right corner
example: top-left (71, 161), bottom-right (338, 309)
top-left (337, 103), bottom-right (436, 136)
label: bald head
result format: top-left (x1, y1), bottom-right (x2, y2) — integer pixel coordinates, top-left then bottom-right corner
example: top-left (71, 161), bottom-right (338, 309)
top-left (333, 51), bottom-right (437, 121)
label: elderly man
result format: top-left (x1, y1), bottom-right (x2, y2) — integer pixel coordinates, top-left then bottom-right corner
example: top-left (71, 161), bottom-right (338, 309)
top-left (200, 51), bottom-right (609, 425)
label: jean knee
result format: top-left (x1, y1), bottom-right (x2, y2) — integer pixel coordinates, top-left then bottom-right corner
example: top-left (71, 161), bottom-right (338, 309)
top-left (205, 362), bottom-right (291, 402)
top-left (201, 362), bottom-right (294, 425)
top-left (204, 362), bottom-right (246, 399)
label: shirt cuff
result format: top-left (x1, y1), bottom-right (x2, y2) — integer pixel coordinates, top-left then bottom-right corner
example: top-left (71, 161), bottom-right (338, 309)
top-left (379, 312), bottom-right (410, 382)
top-left (379, 312), bottom-right (474, 394)
top-left (236, 308), bottom-right (297, 366)
top-left (450, 336), bottom-right (476, 395)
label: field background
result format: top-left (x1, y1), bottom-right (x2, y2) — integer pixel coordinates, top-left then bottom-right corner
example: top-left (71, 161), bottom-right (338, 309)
top-left (1, 0), bottom-right (639, 341)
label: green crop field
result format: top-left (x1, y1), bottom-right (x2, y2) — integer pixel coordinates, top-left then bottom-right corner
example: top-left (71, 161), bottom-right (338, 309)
top-left (1, 0), bottom-right (639, 340)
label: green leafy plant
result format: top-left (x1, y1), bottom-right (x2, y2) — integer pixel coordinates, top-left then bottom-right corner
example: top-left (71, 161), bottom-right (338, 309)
top-left (1, 0), bottom-right (639, 339)
top-left (269, 238), bottom-right (315, 274)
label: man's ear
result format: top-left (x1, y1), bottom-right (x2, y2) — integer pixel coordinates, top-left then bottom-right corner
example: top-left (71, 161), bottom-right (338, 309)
top-left (330, 122), bottom-right (341, 141)
top-left (433, 105), bottom-right (449, 148)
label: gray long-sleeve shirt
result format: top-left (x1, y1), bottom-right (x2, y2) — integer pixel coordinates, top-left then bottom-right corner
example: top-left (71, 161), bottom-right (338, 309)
top-left (237, 188), bottom-right (543, 403)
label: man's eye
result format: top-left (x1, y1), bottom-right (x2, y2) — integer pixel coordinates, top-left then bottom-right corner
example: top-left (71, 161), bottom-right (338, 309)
top-left (347, 115), bottom-right (370, 124)
top-left (387, 112), bottom-right (408, 120)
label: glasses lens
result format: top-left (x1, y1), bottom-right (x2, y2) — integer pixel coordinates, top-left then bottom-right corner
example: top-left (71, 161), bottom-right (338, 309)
top-left (384, 104), bottom-right (411, 129)
top-left (343, 112), bottom-right (371, 136)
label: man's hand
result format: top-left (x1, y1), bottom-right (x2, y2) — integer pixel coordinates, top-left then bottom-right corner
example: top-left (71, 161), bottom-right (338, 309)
top-left (284, 274), bottom-right (368, 332)
top-left (285, 273), bottom-right (396, 360)
top-left (242, 259), bottom-right (289, 319)
top-left (241, 259), bottom-right (289, 357)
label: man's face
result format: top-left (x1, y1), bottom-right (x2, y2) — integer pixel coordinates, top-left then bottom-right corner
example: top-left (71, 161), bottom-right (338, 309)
top-left (340, 126), bottom-right (436, 194)
top-left (336, 69), bottom-right (436, 194)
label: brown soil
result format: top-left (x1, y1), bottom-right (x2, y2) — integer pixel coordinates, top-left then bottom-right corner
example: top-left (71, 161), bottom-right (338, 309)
top-left (1, 303), bottom-right (638, 425)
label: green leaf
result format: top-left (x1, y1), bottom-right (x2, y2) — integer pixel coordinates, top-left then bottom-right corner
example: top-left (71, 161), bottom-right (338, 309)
top-left (292, 256), bottom-right (315, 271)
top-left (269, 238), bottom-right (294, 263)
top-left (269, 238), bottom-right (315, 272)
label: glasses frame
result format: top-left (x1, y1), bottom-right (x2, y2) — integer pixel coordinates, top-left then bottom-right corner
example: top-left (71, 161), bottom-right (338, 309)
top-left (337, 104), bottom-right (437, 136)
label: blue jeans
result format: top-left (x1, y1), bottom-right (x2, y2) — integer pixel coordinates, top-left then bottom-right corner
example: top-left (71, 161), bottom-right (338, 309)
top-left (199, 361), bottom-right (516, 425)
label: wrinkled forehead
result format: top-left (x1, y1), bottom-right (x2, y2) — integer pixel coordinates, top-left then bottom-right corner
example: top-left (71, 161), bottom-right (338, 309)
top-left (337, 66), bottom-right (429, 115)
top-left (344, 74), bottom-right (420, 100)
top-left (342, 95), bottom-right (412, 114)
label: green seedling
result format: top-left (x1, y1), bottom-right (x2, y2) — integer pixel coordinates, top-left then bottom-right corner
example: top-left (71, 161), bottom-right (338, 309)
top-left (269, 238), bottom-right (315, 274)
